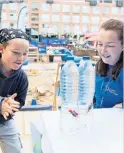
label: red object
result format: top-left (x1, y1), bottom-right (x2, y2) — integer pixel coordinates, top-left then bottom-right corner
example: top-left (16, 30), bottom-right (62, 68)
top-left (68, 109), bottom-right (78, 117)
top-left (73, 110), bottom-right (78, 116)
top-left (68, 109), bottom-right (73, 113)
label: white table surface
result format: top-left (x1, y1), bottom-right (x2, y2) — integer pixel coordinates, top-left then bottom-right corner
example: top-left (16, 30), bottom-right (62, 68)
top-left (31, 108), bottom-right (123, 153)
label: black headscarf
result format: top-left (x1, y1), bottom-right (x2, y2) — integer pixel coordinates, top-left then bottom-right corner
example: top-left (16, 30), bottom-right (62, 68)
top-left (0, 28), bottom-right (29, 44)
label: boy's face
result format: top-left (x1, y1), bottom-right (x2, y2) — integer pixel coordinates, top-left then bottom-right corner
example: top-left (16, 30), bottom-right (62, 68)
top-left (97, 29), bottom-right (123, 65)
top-left (2, 38), bottom-right (29, 70)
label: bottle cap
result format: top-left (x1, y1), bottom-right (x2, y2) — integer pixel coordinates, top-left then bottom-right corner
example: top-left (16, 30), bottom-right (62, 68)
top-left (82, 56), bottom-right (90, 60)
top-left (31, 99), bottom-right (37, 105)
top-left (66, 56), bottom-right (74, 61)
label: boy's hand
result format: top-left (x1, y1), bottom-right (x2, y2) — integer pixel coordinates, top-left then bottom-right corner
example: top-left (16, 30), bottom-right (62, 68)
top-left (1, 93), bottom-right (20, 120)
top-left (1, 98), bottom-right (14, 120)
top-left (7, 93), bottom-right (20, 112)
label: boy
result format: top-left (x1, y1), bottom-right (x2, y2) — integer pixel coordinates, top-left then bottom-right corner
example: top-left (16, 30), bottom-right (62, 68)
top-left (0, 28), bottom-right (29, 153)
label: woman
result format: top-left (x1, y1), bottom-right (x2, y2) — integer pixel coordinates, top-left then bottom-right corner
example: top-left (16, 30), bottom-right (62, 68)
top-left (0, 28), bottom-right (29, 153)
top-left (94, 19), bottom-right (123, 108)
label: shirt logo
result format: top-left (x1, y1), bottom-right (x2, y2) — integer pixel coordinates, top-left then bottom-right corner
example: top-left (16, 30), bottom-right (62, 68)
top-left (107, 87), bottom-right (118, 96)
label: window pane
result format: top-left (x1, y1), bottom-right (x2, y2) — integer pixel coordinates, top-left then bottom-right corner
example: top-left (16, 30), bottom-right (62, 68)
top-left (52, 15), bottom-right (60, 22)
top-left (31, 17), bottom-right (39, 21)
top-left (9, 13), bottom-right (17, 20)
top-left (41, 4), bottom-right (50, 12)
top-left (82, 16), bottom-right (90, 24)
top-left (111, 7), bottom-right (119, 14)
top-left (72, 5), bottom-right (80, 13)
top-left (82, 6), bottom-right (90, 14)
top-left (62, 15), bottom-right (70, 22)
top-left (82, 25), bottom-right (89, 33)
top-left (32, 3), bottom-right (39, 10)
top-left (41, 14), bottom-right (50, 22)
top-left (92, 6), bottom-right (100, 14)
top-left (62, 25), bottom-right (70, 33)
top-left (52, 25), bottom-right (59, 33)
top-left (72, 25), bottom-right (80, 34)
top-left (52, 4), bottom-right (60, 12)
top-left (1, 12), bottom-right (7, 20)
top-left (72, 16), bottom-right (80, 23)
top-left (62, 5), bottom-right (70, 12)
top-left (91, 26), bottom-right (99, 32)
top-left (101, 17), bottom-right (109, 23)
top-left (8, 3), bottom-right (18, 10)
top-left (47, 26), bottom-right (56, 34)
top-left (42, 24), bottom-right (49, 33)
top-left (120, 7), bottom-right (124, 15)
top-left (102, 7), bottom-right (110, 14)
top-left (2, 23), bottom-right (9, 28)
top-left (92, 16), bottom-right (100, 24)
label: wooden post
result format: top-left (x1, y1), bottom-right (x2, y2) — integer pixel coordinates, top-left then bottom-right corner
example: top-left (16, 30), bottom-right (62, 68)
top-left (52, 63), bottom-right (60, 111)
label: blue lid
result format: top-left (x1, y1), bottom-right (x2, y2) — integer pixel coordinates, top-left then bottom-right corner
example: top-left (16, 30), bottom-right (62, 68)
top-left (82, 56), bottom-right (90, 60)
top-left (66, 56), bottom-right (74, 61)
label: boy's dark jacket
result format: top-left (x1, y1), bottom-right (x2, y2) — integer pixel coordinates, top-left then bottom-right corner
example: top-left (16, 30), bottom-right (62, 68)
top-left (0, 66), bottom-right (28, 124)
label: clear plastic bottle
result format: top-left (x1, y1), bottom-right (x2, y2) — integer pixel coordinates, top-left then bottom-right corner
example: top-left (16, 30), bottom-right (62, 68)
top-left (78, 56), bottom-right (91, 105)
top-left (78, 57), bottom-right (95, 127)
top-left (82, 60), bottom-right (95, 106)
top-left (78, 56), bottom-right (95, 107)
top-left (78, 58), bottom-right (85, 105)
top-left (60, 57), bottom-right (79, 134)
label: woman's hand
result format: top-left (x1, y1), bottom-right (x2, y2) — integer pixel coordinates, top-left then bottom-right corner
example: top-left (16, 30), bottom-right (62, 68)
top-left (113, 103), bottom-right (122, 108)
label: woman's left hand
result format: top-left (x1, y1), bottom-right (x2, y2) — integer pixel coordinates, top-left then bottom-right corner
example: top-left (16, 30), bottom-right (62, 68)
top-left (113, 103), bottom-right (122, 108)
